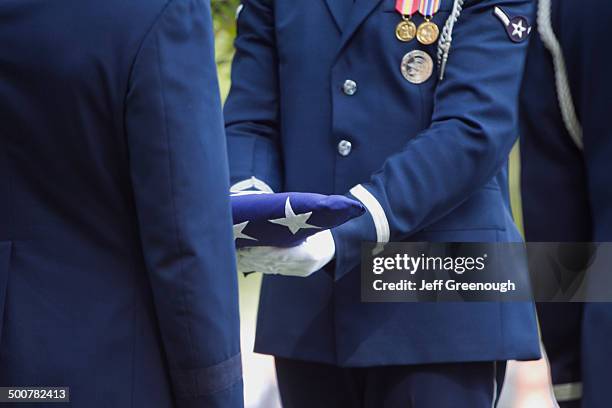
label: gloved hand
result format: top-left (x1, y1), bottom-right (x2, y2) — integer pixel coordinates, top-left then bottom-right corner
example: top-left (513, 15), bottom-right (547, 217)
top-left (236, 229), bottom-right (335, 277)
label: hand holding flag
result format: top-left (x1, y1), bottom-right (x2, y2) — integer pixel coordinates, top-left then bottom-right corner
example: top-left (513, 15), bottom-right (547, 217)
top-left (231, 192), bottom-right (365, 277)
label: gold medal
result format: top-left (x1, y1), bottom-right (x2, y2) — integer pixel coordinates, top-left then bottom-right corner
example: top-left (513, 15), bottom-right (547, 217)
top-left (395, 18), bottom-right (417, 42)
top-left (416, 0), bottom-right (441, 45)
top-left (394, 1), bottom-right (419, 42)
top-left (416, 19), bottom-right (440, 45)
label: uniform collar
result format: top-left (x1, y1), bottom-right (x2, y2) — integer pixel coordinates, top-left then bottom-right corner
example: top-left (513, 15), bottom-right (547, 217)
top-left (325, 0), bottom-right (383, 40)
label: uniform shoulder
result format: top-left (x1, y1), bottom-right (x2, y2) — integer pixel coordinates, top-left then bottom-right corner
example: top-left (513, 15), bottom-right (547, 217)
top-left (80, 0), bottom-right (175, 78)
top-left (109, 0), bottom-right (208, 61)
top-left (101, 0), bottom-right (172, 43)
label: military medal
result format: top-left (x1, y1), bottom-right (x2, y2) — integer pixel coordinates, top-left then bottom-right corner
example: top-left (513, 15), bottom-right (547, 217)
top-left (416, 0), bottom-right (441, 45)
top-left (401, 50), bottom-right (433, 84)
top-left (395, 0), bottom-right (420, 42)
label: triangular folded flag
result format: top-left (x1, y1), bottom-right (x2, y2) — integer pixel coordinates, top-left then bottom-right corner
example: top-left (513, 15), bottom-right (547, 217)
top-left (231, 192), bottom-right (365, 248)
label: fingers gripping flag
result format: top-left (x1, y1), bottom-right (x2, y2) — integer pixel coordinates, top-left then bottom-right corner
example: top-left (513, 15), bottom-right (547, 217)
top-left (231, 192), bottom-right (365, 248)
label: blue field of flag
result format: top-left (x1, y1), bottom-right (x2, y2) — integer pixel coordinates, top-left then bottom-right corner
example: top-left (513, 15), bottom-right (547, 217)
top-left (231, 192), bottom-right (365, 248)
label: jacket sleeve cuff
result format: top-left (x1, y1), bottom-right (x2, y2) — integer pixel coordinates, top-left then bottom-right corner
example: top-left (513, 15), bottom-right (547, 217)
top-left (175, 380), bottom-right (244, 408)
top-left (230, 176), bottom-right (274, 193)
top-left (331, 184), bottom-right (389, 281)
top-left (170, 353), bottom-right (243, 405)
top-left (227, 134), bottom-right (282, 192)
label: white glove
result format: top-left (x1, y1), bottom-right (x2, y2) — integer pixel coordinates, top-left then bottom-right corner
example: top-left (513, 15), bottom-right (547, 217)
top-left (236, 230), bottom-right (336, 277)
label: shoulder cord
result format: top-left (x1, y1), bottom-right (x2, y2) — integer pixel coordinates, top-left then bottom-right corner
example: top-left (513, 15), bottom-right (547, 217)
top-left (538, 0), bottom-right (583, 149)
top-left (437, 0), bottom-right (465, 81)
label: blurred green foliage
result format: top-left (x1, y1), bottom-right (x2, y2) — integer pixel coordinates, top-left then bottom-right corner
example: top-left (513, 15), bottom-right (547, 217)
top-left (212, 0), bottom-right (241, 99)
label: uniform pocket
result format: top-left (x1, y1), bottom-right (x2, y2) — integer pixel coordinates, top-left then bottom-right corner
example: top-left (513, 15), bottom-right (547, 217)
top-left (0, 241), bottom-right (11, 344)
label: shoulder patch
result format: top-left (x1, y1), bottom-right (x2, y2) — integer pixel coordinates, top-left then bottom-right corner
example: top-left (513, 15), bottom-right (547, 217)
top-left (493, 6), bottom-right (531, 43)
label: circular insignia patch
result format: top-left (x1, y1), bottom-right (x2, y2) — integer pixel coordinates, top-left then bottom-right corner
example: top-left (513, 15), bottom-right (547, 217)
top-left (493, 7), bottom-right (532, 44)
top-left (507, 16), bottom-right (530, 43)
top-left (400, 50), bottom-right (434, 84)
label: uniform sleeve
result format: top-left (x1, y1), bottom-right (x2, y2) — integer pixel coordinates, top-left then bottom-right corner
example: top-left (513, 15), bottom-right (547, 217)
top-left (579, 8), bottom-right (612, 241)
top-left (224, 0), bottom-right (283, 193)
top-left (125, 1), bottom-right (243, 406)
top-left (333, 0), bottom-right (535, 279)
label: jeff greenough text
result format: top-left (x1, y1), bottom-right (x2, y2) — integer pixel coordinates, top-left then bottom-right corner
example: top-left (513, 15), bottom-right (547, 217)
top-left (370, 253), bottom-right (517, 294)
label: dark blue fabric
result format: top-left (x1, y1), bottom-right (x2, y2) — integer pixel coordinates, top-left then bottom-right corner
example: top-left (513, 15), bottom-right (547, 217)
top-left (275, 358), bottom-right (503, 408)
top-left (232, 192), bottom-right (365, 247)
top-left (0, 0), bottom-right (242, 407)
top-left (520, 1), bottom-right (612, 406)
top-left (225, 0), bottom-right (541, 366)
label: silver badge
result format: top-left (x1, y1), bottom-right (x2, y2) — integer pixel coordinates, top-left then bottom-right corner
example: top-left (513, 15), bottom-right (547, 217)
top-left (401, 50), bottom-right (434, 84)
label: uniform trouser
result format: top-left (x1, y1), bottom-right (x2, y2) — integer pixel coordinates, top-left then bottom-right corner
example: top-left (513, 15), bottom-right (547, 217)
top-left (539, 302), bottom-right (612, 408)
top-left (582, 303), bottom-right (612, 408)
top-left (275, 358), bottom-right (505, 408)
top-left (537, 303), bottom-right (583, 408)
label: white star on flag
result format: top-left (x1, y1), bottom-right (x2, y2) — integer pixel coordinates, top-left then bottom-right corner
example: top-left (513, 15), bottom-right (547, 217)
top-left (268, 197), bottom-right (321, 235)
top-left (233, 221), bottom-right (257, 242)
top-left (512, 20), bottom-right (527, 38)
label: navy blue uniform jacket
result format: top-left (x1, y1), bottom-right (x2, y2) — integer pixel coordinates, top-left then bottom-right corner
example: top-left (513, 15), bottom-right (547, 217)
top-left (0, 0), bottom-right (243, 407)
top-left (521, 1), bottom-right (612, 406)
top-left (521, 0), bottom-right (612, 244)
top-left (225, 0), bottom-right (541, 366)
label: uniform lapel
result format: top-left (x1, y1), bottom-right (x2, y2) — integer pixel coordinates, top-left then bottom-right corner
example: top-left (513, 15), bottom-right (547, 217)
top-left (337, 0), bottom-right (384, 52)
top-left (324, 0), bottom-right (354, 33)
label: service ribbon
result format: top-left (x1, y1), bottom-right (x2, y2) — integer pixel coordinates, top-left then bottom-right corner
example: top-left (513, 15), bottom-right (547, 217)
top-left (418, 0), bottom-right (441, 17)
top-left (395, 0), bottom-right (421, 16)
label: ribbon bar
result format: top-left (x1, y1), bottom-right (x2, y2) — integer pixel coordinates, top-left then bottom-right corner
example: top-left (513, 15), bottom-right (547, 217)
top-left (396, 0), bottom-right (421, 16)
top-left (419, 0), bottom-right (441, 16)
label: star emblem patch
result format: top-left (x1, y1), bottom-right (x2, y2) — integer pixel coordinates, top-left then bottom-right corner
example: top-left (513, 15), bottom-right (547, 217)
top-left (493, 6), bottom-right (532, 43)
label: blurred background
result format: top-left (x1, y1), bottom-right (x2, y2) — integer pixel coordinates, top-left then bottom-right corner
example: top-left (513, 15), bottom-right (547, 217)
top-left (212, 0), bottom-right (239, 98)
top-left (211, 1), bottom-right (553, 407)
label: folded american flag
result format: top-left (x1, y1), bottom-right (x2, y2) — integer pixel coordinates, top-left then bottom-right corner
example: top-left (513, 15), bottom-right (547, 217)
top-left (231, 192), bottom-right (365, 248)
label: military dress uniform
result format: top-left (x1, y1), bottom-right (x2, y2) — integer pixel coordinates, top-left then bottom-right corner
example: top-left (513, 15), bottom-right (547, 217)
top-left (0, 0), bottom-right (242, 407)
top-left (520, 1), bottom-right (612, 407)
top-left (226, 0), bottom-right (540, 406)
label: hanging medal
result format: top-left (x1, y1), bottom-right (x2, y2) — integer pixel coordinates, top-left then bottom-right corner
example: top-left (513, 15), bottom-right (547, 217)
top-left (395, 0), bottom-right (421, 42)
top-left (416, 0), bottom-right (441, 45)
